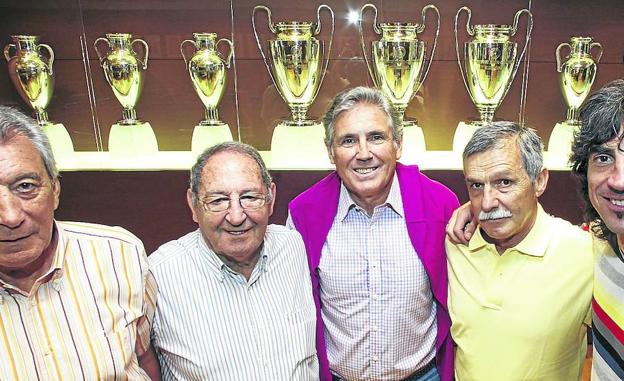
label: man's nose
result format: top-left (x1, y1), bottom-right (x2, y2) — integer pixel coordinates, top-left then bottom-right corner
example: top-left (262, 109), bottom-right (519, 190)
top-left (607, 154), bottom-right (624, 192)
top-left (0, 189), bottom-right (25, 229)
top-left (481, 186), bottom-right (499, 212)
top-left (224, 199), bottom-right (247, 226)
top-left (355, 140), bottom-right (373, 160)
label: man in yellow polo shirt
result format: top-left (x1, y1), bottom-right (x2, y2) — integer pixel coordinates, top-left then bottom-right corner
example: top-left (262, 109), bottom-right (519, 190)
top-left (446, 121), bottom-right (593, 381)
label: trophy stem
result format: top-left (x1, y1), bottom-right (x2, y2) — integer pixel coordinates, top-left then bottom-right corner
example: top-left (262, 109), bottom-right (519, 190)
top-left (290, 105), bottom-right (313, 126)
top-left (478, 107), bottom-right (496, 124)
top-left (122, 108), bottom-right (136, 121)
top-left (565, 107), bottom-right (580, 125)
top-left (35, 110), bottom-right (50, 125)
top-left (199, 107), bottom-right (225, 126)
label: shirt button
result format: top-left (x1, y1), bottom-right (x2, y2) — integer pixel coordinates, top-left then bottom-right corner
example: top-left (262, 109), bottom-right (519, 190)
top-left (371, 325), bottom-right (378, 332)
top-left (371, 293), bottom-right (378, 301)
top-left (372, 355), bottom-right (379, 362)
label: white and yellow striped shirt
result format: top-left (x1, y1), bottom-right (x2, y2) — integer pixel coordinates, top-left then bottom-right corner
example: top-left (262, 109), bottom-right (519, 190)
top-left (0, 221), bottom-right (157, 380)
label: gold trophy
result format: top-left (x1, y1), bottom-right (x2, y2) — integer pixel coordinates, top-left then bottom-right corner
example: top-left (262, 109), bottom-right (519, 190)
top-left (94, 33), bottom-right (157, 156)
top-left (4, 35), bottom-right (74, 159)
top-left (181, 33), bottom-right (234, 158)
top-left (253, 4), bottom-right (334, 168)
top-left (453, 7), bottom-right (533, 152)
top-left (548, 37), bottom-right (602, 164)
top-left (359, 3), bottom-right (439, 162)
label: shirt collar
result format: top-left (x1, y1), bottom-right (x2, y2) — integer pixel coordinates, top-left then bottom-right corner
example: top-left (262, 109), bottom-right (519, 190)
top-left (468, 204), bottom-right (549, 257)
top-left (337, 172), bottom-right (404, 221)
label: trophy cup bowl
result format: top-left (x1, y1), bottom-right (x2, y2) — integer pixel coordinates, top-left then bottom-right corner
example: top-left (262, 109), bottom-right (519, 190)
top-left (94, 33), bottom-right (157, 156)
top-left (253, 4), bottom-right (334, 127)
top-left (4, 35), bottom-right (55, 125)
top-left (548, 36), bottom-right (602, 163)
top-left (453, 7), bottom-right (533, 152)
top-left (253, 4), bottom-right (335, 168)
top-left (557, 36), bottom-right (602, 125)
top-left (94, 33), bottom-right (149, 125)
top-left (181, 32), bottom-right (234, 157)
top-left (359, 3), bottom-right (439, 128)
top-left (4, 35), bottom-right (74, 161)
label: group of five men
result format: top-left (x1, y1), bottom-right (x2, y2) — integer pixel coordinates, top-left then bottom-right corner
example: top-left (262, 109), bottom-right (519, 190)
top-left (0, 79), bottom-right (622, 381)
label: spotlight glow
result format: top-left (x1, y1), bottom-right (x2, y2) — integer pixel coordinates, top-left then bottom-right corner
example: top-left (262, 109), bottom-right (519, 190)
top-left (347, 9), bottom-right (360, 25)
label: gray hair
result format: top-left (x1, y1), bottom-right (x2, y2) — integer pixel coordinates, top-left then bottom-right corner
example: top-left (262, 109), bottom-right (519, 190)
top-left (189, 141), bottom-right (273, 204)
top-left (570, 79), bottom-right (624, 253)
top-left (0, 106), bottom-right (58, 180)
top-left (323, 86), bottom-right (402, 148)
top-left (463, 121), bottom-right (544, 182)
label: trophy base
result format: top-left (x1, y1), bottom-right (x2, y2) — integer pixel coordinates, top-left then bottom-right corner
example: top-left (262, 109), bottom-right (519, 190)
top-left (108, 122), bottom-right (159, 158)
top-left (453, 121), bottom-right (483, 154)
top-left (198, 120), bottom-right (227, 127)
top-left (280, 119), bottom-right (319, 127)
top-left (398, 125), bottom-right (426, 165)
top-left (270, 121), bottom-right (331, 168)
top-left (546, 122), bottom-right (578, 168)
top-left (41, 122), bottom-right (75, 165)
top-left (191, 124), bottom-right (233, 160)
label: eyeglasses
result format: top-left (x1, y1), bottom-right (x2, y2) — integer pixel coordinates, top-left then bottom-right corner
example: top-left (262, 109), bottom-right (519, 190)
top-left (200, 192), bottom-right (270, 213)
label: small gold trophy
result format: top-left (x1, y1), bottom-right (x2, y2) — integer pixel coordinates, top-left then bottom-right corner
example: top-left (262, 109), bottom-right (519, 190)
top-left (253, 4), bottom-right (334, 168)
top-left (4, 35), bottom-right (74, 159)
top-left (359, 3), bottom-right (440, 162)
top-left (181, 33), bottom-right (234, 157)
top-left (453, 7), bottom-right (533, 152)
top-left (548, 37), bottom-right (602, 163)
top-left (94, 33), bottom-right (157, 156)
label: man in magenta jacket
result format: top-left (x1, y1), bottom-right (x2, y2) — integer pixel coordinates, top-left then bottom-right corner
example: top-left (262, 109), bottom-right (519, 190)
top-left (288, 87), bottom-right (459, 381)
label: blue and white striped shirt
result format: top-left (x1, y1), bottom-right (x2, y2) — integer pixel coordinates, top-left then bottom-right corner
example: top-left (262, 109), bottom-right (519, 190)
top-left (148, 225), bottom-right (319, 381)
top-left (290, 175), bottom-right (436, 380)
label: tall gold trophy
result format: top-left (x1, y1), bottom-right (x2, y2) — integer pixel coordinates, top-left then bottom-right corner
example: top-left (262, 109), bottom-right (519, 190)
top-left (359, 3), bottom-right (439, 162)
top-left (453, 7), bottom-right (533, 152)
top-left (548, 37), bottom-right (602, 163)
top-left (4, 35), bottom-right (74, 159)
top-left (94, 33), bottom-right (157, 156)
top-left (181, 33), bottom-right (234, 158)
top-left (253, 4), bottom-right (334, 168)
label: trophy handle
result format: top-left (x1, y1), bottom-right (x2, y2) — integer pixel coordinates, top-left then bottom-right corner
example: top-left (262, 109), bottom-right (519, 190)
top-left (555, 42), bottom-right (571, 73)
top-left (416, 4), bottom-right (440, 92)
top-left (359, 3), bottom-right (381, 88)
top-left (131, 38), bottom-right (149, 70)
top-left (252, 5), bottom-right (280, 94)
top-left (93, 37), bottom-right (110, 67)
top-left (179, 39), bottom-right (196, 68)
top-left (590, 42), bottom-right (603, 63)
top-left (454, 6), bottom-right (474, 101)
top-left (504, 9), bottom-right (533, 99)
top-left (313, 4), bottom-right (335, 102)
top-left (3, 43), bottom-right (16, 62)
top-left (37, 43), bottom-right (55, 75)
top-left (217, 38), bottom-right (234, 68)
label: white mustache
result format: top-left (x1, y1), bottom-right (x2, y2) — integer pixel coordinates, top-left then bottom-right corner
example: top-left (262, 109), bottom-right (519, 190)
top-left (479, 208), bottom-right (512, 221)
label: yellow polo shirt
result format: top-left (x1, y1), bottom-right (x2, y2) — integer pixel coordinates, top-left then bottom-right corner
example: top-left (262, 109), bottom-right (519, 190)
top-left (446, 205), bottom-right (593, 381)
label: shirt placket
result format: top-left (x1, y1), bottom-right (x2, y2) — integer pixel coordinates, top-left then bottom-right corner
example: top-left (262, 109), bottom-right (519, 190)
top-left (368, 209), bottom-right (383, 377)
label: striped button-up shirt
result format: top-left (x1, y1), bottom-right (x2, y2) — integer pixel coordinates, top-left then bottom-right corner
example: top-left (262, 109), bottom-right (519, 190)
top-left (0, 221), bottom-right (156, 381)
top-left (316, 176), bottom-right (436, 380)
top-left (149, 225), bottom-right (318, 381)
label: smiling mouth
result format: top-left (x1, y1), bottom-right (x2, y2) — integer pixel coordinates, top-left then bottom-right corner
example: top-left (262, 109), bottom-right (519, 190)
top-left (610, 198), bottom-right (624, 206)
top-left (354, 167), bottom-right (377, 175)
top-left (226, 229), bottom-right (249, 236)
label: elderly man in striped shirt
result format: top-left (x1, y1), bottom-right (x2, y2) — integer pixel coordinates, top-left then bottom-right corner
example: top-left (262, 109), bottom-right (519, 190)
top-left (0, 106), bottom-right (160, 380)
top-left (148, 142), bottom-right (319, 380)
